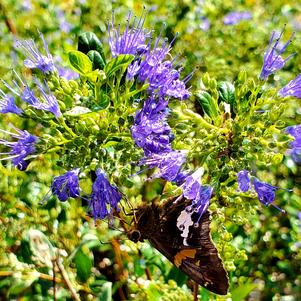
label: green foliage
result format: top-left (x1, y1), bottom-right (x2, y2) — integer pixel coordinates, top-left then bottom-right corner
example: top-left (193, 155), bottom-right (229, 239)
top-left (0, 1), bottom-right (300, 301)
top-left (68, 50), bottom-right (93, 75)
top-left (104, 54), bottom-right (134, 77)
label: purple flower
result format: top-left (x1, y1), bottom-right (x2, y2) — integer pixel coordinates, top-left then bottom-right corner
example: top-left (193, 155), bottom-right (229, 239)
top-left (173, 170), bottom-right (191, 186)
top-left (21, 0), bottom-right (31, 11)
top-left (182, 168), bottom-right (204, 199)
top-left (237, 170), bottom-right (251, 192)
top-left (179, 167), bottom-right (212, 220)
top-left (15, 31), bottom-right (56, 74)
top-left (139, 47), bottom-right (190, 99)
top-left (177, 185), bottom-right (213, 239)
top-left (286, 124), bottom-right (301, 139)
top-left (0, 128), bottom-right (38, 171)
top-left (57, 66), bottom-right (79, 80)
top-left (34, 80), bottom-right (62, 117)
top-left (286, 124), bottom-right (301, 147)
top-left (2, 72), bottom-right (61, 117)
top-left (108, 10), bottom-right (149, 57)
top-left (135, 37), bottom-right (190, 99)
top-left (199, 17), bottom-right (210, 31)
top-left (223, 11), bottom-right (251, 25)
top-left (163, 78), bottom-right (190, 99)
top-left (110, 12), bottom-right (190, 99)
top-left (285, 124), bottom-right (301, 147)
top-left (289, 147), bottom-right (301, 165)
top-left (279, 74), bottom-right (301, 98)
top-left (139, 150), bottom-right (186, 181)
top-left (89, 168), bottom-right (122, 220)
top-left (252, 178), bottom-right (284, 212)
top-left (131, 97), bottom-right (173, 155)
top-left (0, 90), bottom-right (22, 115)
top-left (285, 125), bottom-right (301, 164)
top-left (190, 185), bottom-right (213, 222)
top-left (126, 60), bottom-right (141, 79)
top-left (260, 29), bottom-right (295, 80)
top-left (56, 9), bottom-right (72, 33)
top-left (2, 72), bottom-right (39, 105)
top-left (51, 169), bottom-right (80, 202)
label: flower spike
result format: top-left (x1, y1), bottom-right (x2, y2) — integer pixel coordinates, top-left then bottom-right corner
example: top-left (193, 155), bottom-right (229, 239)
top-left (15, 30), bottom-right (56, 74)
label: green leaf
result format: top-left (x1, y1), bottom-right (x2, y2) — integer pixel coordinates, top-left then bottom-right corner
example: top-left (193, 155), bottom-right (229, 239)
top-left (166, 265), bottom-right (187, 286)
top-left (8, 271), bottom-right (39, 296)
top-left (199, 287), bottom-right (210, 301)
top-left (94, 90), bottom-right (110, 110)
top-left (86, 70), bottom-right (106, 82)
top-left (104, 54), bottom-right (134, 78)
top-left (24, 229), bottom-right (55, 267)
top-left (146, 283), bottom-right (162, 301)
top-left (195, 90), bottom-right (219, 118)
top-left (74, 249), bottom-right (92, 282)
top-left (68, 50), bottom-right (93, 75)
top-left (68, 236), bottom-right (101, 263)
top-left (78, 32), bottom-right (106, 63)
top-left (87, 50), bottom-right (106, 70)
top-left (98, 282), bottom-right (112, 301)
top-left (218, 81), bottom-right (236, 113)
top-left (65, 106), bottom-right (92, 116)
top-left (231, 283), bottom-right (257, 301)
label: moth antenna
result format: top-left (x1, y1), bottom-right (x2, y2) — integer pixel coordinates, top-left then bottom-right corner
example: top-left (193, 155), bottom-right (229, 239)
top-left (112, 212), bottom-right (130, 226)
top-left (120, 192), bottom-right (135, 211)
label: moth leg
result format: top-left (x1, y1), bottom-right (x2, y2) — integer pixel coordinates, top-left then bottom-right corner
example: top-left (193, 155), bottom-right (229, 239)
top-left (193, 282), bottom-right (199, 301)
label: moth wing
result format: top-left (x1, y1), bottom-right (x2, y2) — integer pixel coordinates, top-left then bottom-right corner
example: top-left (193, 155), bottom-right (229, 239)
top-left (149, 199), bottom-right (229, 295)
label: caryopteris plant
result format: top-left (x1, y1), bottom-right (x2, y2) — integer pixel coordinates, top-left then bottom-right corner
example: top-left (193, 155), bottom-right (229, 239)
top-left (0, 9), bottom-right (299, 300)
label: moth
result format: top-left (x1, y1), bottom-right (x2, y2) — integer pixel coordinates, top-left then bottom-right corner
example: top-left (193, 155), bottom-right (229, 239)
top-left (127, 196), bottom-right (229, 295)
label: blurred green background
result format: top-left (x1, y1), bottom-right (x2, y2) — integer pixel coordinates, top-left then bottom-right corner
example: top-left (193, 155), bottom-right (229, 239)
top-left (0, 0), bottom-right (300, 300)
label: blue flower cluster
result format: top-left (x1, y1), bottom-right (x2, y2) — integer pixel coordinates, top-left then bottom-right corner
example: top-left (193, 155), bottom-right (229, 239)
top-left (49, 168), bottom-right (122, 221)
top-left (108, 11), bottom-right (214, 224)
top-left (0, 33), bottom-right (122, 220)
top-left (108, 11), bottom-right (191, 99)
top-left (260, 28), bottom-right (301, 163)
top-left (0, 34), bottom-right (64, 171)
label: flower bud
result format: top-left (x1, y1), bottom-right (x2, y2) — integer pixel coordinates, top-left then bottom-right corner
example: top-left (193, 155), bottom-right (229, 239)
top-left (69, 80), bottom-right (78, 90)
top-left (60, 78), bottom-right (72, 94)
top-left (271, 153), bottom-right (284, 165)
top-left (237, 70), bottom-right (247, 84)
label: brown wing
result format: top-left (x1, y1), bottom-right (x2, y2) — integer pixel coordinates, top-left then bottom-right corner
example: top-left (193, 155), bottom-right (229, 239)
top-left (147, 198), bottom-right (229, 295)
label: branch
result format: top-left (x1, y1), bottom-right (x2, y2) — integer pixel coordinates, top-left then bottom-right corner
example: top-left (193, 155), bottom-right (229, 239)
top-left (0, 2), bottom-right (17, 35)
top-left (55, 258), bottom-right (81, 301)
